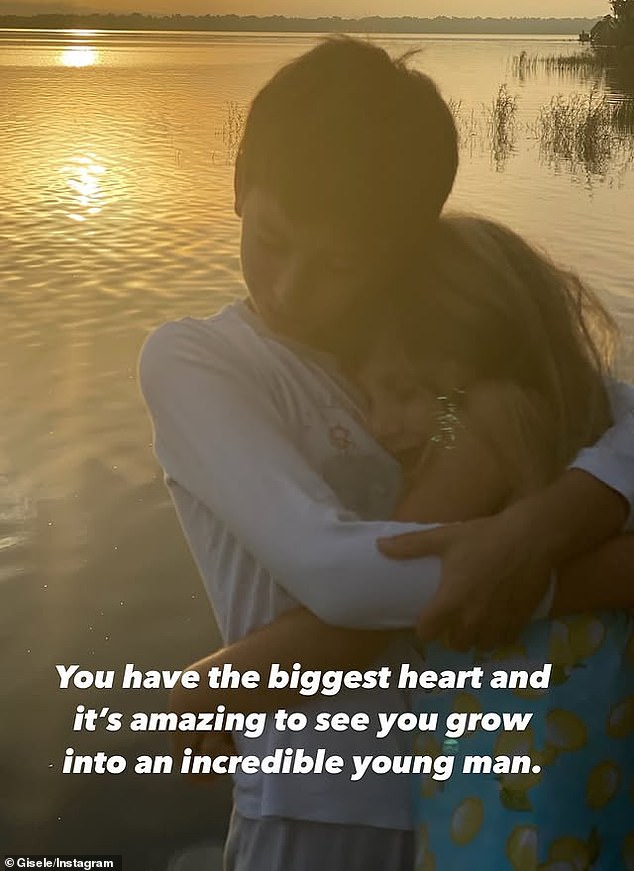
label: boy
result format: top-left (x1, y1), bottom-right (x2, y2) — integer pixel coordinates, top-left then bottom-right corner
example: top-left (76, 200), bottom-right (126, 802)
top-left (140, 38), bottom-right (634, 870)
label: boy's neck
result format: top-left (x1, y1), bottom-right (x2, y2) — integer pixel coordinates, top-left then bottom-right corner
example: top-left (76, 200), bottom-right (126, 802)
top-left (242, 297), bottom-right (336, 365)
top-left (237, 297), bottom-right (366, 413)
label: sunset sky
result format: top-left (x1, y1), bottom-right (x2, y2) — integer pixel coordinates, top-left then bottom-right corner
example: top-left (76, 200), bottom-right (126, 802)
top-left (5, 0), bottom-right (610, 19)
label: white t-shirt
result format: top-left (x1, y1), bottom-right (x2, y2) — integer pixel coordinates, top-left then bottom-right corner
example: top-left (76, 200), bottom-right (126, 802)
top-left (139, 300), bottom-right (634, 829)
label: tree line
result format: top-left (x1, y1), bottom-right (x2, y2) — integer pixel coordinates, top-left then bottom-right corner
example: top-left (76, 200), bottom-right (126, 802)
top-left (0, 13), bottom-right (602, 34)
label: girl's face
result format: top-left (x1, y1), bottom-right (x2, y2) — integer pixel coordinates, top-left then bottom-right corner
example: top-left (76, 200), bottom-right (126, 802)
top-left (354, 342), bottom-right (437, 466)
top-left (354, 337), bottom-right (468, 466)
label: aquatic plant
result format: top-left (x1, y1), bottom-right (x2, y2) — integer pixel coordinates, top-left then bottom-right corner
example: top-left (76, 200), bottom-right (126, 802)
top-left (447, 98), bottom-right (481, 148)
top-left (485, 84), bottom-right (518, 169)
top-left (533, 88), bottom-right (633, 174)
top-left (511, 50), bottom-right (609, 81)
top-left (214, 83), bottom-right (633, 181)
top-left (449, 79), bottom-right (634, 179)
top-left (213, 100), bottom-right (246, 163)
top-left (511, 50), bottom-right (539, 81)
top-left (612, 95), bottom-right (634, 132)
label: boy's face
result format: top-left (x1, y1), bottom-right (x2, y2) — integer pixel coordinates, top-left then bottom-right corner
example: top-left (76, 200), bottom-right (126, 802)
top-left (238, 186), bottom-right (388, 348)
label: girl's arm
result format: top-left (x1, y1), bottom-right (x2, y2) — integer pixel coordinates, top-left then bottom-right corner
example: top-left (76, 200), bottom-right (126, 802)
top-left (379, 381), bottom-right (634, 644)
top-left (171, 608), bottom-right (391, 719)
top-left (392, 381), bottom-right (634, 631)
top-left (393, 381), bottom-right (544, 524)
top-left (169, 607), bottom-right (393, 777)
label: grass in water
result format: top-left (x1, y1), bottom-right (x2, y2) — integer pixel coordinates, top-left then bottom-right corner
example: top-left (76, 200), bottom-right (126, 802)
top-left (449, 86), bottom-right (518, 168)
top-left (534, 88), bottom-right (634, 174)
top-left (485, 84), bottom-right (518, 169)
top-left (217, 86), bottom-right (633, 180)
top-left (213, 100), bottom-right (246, 163)
top-left (612, 97), bottom-right (634, 133)
top-left (511, 49), bottom-right (610, 81)
top-left (448, 98), bottom-right (481, 147)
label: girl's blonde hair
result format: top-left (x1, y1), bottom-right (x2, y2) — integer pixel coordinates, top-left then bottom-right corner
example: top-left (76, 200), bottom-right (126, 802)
top-left (353, 214), bottom-right (617, 484)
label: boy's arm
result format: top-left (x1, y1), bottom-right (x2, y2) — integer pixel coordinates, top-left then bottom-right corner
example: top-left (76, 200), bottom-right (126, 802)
top-left (379, 380), bottom-right (634, 646)
top-left (173, 528), bottom-right (634, 724)
top-left (139, 319), bottom-right (445, 630)
top-left (552, 533), bottom-right (634, 616)
top-left (569, 379), bottom-right (634, 531)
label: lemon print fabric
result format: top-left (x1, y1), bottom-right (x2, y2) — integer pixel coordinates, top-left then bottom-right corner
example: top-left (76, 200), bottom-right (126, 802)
top-left (450, 797), bottom-right (484, 845)
top-left (606, 695), bottom-right (634, 739)
top-left (544, 709), bottom-right (587, 752)
top-left (506, 825), bottom-right (537, 871)
top-left (411, 610), bottom-right (634, 869)
top-left (586, 760), bottom-right (621, 810)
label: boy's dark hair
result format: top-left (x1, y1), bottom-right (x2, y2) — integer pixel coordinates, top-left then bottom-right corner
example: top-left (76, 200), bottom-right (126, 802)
top-left (236, 37), bottom-right (458, 249)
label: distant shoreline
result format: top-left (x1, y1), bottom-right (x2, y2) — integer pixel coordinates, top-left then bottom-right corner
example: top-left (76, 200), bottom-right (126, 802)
top-left (0, 13), bottom-right (601, 35)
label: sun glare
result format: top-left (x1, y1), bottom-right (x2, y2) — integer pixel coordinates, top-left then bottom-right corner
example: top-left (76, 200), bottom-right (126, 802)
top-left (59, 46), bottom-right (99, 68)
top-left (60, 155), bottom-right (107, 221)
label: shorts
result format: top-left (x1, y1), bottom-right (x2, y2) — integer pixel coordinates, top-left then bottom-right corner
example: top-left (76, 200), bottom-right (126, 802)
top-left (224, 809), bottom-right (414, 871)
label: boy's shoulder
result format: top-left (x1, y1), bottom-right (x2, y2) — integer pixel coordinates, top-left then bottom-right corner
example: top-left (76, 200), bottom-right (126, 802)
top-left (137, 301), bottom-right (268, 403)
top-left (139, 301), bottom-right (257, 368)
top-left (145, 301), bottom-right (248, 345)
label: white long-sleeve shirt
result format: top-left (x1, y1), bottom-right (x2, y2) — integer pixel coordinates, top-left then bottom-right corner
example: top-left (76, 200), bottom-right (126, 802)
top-left (139, 300), bottom-right (634, 828)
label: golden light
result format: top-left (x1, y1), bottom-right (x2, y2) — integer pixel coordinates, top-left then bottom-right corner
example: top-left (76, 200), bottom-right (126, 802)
top-left (59, 46), bottom-right (99, 68)
top-left (60, 155), bottom-right (107, 221)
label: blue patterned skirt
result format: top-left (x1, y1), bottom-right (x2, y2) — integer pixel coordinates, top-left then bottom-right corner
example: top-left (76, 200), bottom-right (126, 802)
top-left (411, 612), bottom-right (634, 871)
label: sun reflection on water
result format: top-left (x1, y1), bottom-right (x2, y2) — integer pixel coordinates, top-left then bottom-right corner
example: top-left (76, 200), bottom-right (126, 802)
top-left (59, 46), bottom-right (99, 68)
top-left (59, 155), bottom-right (106, 221)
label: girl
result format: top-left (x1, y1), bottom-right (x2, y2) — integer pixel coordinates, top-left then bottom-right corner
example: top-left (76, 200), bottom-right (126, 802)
top-left (171, 214), bottom-right (634, 871)
top-left (349, 214), bottom-right (634, 871)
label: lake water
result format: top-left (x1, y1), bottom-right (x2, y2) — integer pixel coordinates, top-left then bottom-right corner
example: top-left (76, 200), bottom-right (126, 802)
top-left (1, 29), bottom-right (633, 866)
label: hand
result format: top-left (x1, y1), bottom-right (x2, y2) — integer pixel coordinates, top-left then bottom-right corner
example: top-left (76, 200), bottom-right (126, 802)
top-left (171, 729), bottom-right (235, 785)
top-left (378, 505), bottom-right (552, 649)
top-left (182, 731), bottom-right (236, 785)
top-left (169, 680), bottom-right (234, 784)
